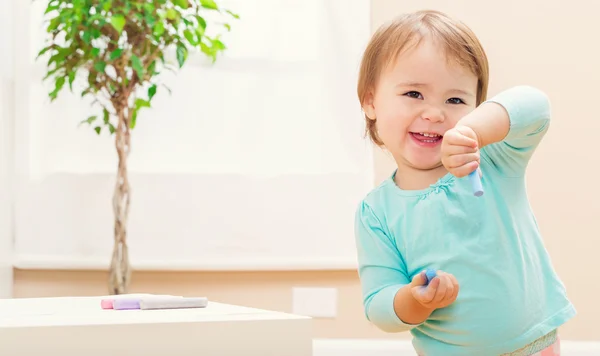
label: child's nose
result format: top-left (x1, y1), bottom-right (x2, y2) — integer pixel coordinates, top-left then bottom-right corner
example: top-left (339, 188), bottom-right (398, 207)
top-left (420, 106), bottom-right (445, 123)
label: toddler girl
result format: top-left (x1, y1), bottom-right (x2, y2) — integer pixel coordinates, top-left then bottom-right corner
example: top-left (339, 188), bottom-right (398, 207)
top-left (354, 9), bottom-right (576, 356)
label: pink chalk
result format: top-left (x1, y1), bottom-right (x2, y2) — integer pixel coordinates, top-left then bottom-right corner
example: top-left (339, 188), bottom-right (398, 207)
top-left (100, 299), bottom-right (114, 309)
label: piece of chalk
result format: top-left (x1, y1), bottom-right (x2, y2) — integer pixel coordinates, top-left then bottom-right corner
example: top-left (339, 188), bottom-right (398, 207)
top-left (100, 299), bottom-right (114, 309)
top-left (140, 297), bottom-right (208, 310)
top-left (101, 294), bottom-right (184, 310)
top-left (468, 169), bottom-right (484, 197)
top-left (113, 298), bottom-right (141, 310)
top-left (424, 268), bottom-right (437, 285)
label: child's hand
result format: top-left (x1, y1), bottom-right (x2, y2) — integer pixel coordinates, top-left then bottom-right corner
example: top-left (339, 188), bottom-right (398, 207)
top-left (441, 126), bottom-right (480, 178)
top-left (409, 269), bottom-right (459, 310)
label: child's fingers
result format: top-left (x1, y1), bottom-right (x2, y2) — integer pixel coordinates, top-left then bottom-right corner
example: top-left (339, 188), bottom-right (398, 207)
top-left (416, 277), bottom-right (440, 303)
top-left (443, 142), bottom-right (478, 155)
top-left (454, 126), bottom-right (480, 145)
top-left (444, 130), bottom-right (478, 148)
top-left (410, 270), bottom-right (428, 287)
top-left (444, 152), bottom-right (480, 169)
top-left (441, 274), bottom-right (455, 302)
top-left (447, 274), bottom-right (460, 301)
top-left (447, 160), bottom-right (479, 178)
top-left (430, 277), bottom-right (448, 305)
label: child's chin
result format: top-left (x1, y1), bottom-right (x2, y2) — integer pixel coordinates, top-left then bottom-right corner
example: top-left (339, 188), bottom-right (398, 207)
top-left (413, 162), bottom-right (441, 171)
top-left (406, 153), bottom-right (441, 170)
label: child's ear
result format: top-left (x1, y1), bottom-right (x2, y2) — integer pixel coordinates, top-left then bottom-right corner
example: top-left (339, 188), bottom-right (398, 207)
top-left (362, 90), bottom-right (376, 120)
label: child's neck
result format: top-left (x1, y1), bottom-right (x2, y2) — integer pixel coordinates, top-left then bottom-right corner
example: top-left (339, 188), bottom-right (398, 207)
top-left (394, 165), bottom-right (449, 191)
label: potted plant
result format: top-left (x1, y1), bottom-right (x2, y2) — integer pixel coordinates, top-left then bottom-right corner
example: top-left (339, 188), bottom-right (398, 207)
top-left (36, 0), bottom-right (238, 294)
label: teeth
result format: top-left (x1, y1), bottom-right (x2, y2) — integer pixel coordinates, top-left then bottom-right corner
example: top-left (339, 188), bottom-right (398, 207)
top-left (419, 132), bottom-right (440, 137)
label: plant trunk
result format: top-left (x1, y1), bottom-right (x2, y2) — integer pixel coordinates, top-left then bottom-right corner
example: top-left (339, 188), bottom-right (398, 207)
top-left (108, 106), bottom-right (132, 295)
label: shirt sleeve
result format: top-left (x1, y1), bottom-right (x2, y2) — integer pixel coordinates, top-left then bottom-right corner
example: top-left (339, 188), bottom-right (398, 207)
top-left (354, 200), bottom-right (421, 332)
top-left (480, 85), bottom-right (552, 177)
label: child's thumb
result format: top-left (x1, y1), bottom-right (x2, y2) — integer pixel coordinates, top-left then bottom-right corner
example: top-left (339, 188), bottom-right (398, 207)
top-left (410, 270), bottom-right (428, 287)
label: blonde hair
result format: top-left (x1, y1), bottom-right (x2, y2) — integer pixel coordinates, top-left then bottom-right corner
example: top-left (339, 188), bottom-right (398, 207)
top-left (357, 10), bottom-right (489, 146)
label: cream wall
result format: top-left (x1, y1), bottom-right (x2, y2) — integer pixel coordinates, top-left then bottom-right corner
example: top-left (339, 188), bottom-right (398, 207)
top-left (13, 0), bottom-right (599, 342)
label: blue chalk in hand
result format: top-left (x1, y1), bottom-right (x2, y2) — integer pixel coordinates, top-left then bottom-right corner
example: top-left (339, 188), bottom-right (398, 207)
top-left (424, 268), bottom-right (437, 285)
top-left (468, 169), bottom-right (484, 197)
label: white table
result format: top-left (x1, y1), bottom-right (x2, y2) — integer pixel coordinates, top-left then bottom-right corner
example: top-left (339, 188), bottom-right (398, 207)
top-left (0, 294), bottom-right (313, 355)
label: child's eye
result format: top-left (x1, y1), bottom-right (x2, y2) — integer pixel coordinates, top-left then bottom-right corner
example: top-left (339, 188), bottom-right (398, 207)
top-left (404, 91), bottom-right (423, 99)
top-left (447, 97), bottom-right (465, 104)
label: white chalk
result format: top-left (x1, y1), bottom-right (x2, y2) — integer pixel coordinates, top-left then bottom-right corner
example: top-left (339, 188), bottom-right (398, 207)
top-left (139, 297), bottom-right (208, 310)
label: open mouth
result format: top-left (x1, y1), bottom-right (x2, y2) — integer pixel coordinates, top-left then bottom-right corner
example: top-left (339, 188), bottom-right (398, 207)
top-left (409, 132), bottom-right (442, 146)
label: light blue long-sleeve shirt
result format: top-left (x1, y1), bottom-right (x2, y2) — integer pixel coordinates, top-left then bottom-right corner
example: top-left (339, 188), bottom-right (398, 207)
top-left (354, 85), bottom-right (576, 355)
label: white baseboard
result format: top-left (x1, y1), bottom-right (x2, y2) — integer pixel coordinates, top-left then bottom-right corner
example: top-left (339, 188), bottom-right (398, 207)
top-left (312, 339), bottom-right (600, 356)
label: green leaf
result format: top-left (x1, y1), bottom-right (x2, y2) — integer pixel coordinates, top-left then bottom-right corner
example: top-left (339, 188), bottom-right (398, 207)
top-left (94, 61), bottom-right (106, 73)
top-left (200, 0), bottom-right (218, 10)
top-left (82, 30), bottom-right (92, 44)
top-left (131, 55), bottom-right (144, 79)
top-left (110, 15), bottom-right (126, 33)
top-left (68, 71), bottom-right (76, 90)
top-left (135, 98), bottom-right (151, 109)
top-left (173, 0), bottom-right (189, 8)
top-left (148, 60), bottom-right (157, 76)
top-left (91, 47), bottom-right (100, 57)
top-left (145, 12), bottom-right (156, 27)
top-left (225, 10), bottom-right (240, 19)
top-left (153, 21), bottom-right (165, 36)
top-left (81, 115), bottom-right (97, 125)
top-left (199, 41), bottom-right (216, 61)
top-left (176, 43), bottom-right (188, 67)
top-left (36, 46), bottom-right (52, 59)
top-left (212, 38), bottom-right (226, 51)
top-left (103, 108), bottom-right (110, 124)
top-left (108, 123), bottom-right (116, 134)
top-left (49, 76), bottom-right (66, 101)
top-left (166, 9), bottom-right (178, 20)
top-left (94, 126), bottom-right (101, 134)
top-left (109, 49), bottom-right (123, 60)
top-left (88, 13), bottom-right (104, 25)
top-left (47, 48), bottom-right (68, 68)
top-left (47, 17), bottom-right (61, 32)
top-left (183, 29), bottom-right (196, 45)
top-left (148, 84), bottom-right (157, 100)
top-left (90, 28), bottom-right (102, 39)
top-left (45, 4), bottom-right (59, 14)
top-left (130, 109), bottom-right (138, 129)
top-left (131, 98), bottom-right (150, 129)
top-left (143, 2), bottom-right (155, 14)
top-left (43, 67), bottom-right (62, 81)
top-left (196, 16), bottom-right (207, 33)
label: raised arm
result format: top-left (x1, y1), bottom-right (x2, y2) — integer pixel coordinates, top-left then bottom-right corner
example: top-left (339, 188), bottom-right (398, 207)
top-left (457, 85), bottom-right (551, 177)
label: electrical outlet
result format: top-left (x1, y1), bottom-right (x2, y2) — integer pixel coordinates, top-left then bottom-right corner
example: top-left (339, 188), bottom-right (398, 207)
top-left (292, 287), bottom-right (337, 318)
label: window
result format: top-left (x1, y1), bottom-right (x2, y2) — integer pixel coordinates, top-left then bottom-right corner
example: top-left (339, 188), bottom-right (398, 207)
top-left (14, 0), bottom-right (373, 270)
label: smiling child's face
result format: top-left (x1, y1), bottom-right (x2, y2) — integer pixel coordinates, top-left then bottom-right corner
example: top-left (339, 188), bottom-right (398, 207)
top-left (363, 37), bottom-right (479, 172)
